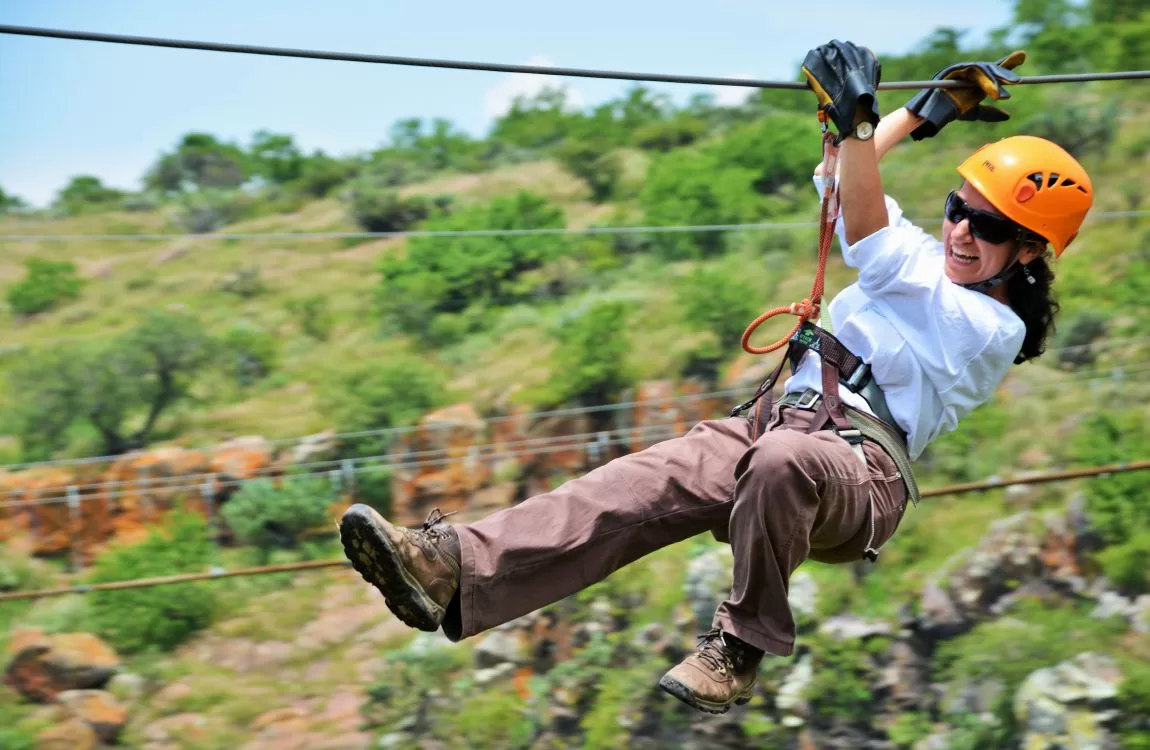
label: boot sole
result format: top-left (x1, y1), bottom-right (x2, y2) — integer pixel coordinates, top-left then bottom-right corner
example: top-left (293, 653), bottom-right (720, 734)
top-left (339, 504), bottom-right (444, 632)
top-left (657, 674), bottom-right (753, 715)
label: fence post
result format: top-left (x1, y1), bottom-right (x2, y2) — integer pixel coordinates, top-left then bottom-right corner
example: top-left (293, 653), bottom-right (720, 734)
top-left (341, 459), bottom-right (355, 497)
top-left (66, 486), bottom-right (82, 575)
top-left (201, 474), bottom-right (224, 568)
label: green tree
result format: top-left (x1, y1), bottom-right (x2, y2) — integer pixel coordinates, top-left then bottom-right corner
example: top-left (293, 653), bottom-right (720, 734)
top-left (248, 130), bottom-right (305, 185)
top-left (53, 176), bottom-right (124, 215)
top-left (6, 259), bottom-right (85, 316)
top-left (144, 132), bottom-right (249, 193)
top-left (674, 265), bottom-right (763, 352)
top-left (546, 299), bottom-right (635, 415)
top-left (321, 355), bottom-right (448, 458)
top-left (490, 87), bottom-right (584, 150)
top-left (639, 150), bottom-right (766, 259)
top-left (0, 186), bottom-right (27, 214)
top-left (376, 191), bottom-right (568, 341)
top-left (6, 310), bottom-right (215, 459)
top-left (555, 139), bottom-right (622, 202)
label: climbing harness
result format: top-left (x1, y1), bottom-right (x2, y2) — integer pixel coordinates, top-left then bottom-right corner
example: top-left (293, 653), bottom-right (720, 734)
top-left (730, 113), bottom-right (922, 560)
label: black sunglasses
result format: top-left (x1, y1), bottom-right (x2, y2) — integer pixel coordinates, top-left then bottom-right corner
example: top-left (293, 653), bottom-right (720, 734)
top-left (944, 190), bottom-right (1029, 245)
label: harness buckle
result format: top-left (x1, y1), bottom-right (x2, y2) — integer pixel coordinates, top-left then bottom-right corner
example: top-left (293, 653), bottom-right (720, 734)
top-left (796, 389), bottom-right (821, 410)
top-left (835, 428), bottom-right (864, 446)
top-left (844, 362), bottom-right (872, 391)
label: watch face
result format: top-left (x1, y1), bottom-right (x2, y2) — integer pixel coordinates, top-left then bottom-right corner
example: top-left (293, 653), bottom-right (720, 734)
top-left (857, 122), bottom-right (874, 139)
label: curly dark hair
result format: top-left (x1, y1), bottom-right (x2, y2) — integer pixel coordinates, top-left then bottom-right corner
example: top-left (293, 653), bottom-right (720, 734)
top-left (1008, 250), bottom-right (1060, 365)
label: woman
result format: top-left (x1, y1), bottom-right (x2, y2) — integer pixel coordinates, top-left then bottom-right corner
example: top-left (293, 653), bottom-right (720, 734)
top-left (337, 40), bottom-right (1093, 715)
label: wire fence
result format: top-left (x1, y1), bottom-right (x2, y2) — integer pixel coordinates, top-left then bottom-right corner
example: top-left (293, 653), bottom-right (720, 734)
top-left (5, 331), bottom-right (1149, 475)
top-left (2, 455), bottom-right (1149, 603)
top-left (2, 358), bottom-right (1147, 508)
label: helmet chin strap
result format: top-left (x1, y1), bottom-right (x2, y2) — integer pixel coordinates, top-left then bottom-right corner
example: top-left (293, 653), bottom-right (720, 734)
top-left (959, 246), bottom-right (1025, 294)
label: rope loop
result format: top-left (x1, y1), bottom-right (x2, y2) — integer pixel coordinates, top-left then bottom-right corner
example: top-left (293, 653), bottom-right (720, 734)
top-left (741, 128), bottom-right (841, 355)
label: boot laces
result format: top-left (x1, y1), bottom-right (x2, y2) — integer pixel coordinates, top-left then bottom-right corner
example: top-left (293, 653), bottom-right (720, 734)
top-left (419, 507), bottom-right (457, 542)
top-left (695, 628), bottom-right (738, 674)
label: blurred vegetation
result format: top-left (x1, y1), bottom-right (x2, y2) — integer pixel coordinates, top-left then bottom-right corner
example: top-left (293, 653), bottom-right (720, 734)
top-left (0, 1), bottom-right (1149, 745)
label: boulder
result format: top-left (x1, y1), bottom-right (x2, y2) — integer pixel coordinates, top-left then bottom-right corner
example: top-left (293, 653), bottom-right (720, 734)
top-left (56, 689), bottom-right (129, 743)
top-left (391, 403), bottom-right (491, 525)
top-left (3, 630), bottom-right (121, 702)
top-left (36, 718), bottom-right (99, 750)
top-left (1014, 652), bottom-right (1124, 750)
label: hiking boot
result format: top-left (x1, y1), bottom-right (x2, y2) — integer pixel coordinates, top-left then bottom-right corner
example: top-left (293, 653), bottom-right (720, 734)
top-left (338, 504), bottom-right (461, 632)
top-left (658, 628), bottom-right (763, 714)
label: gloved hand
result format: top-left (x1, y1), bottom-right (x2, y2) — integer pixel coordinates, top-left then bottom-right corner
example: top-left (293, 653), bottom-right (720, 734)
top-left (904, 51), bottom-right (1026, 140)
top-left (801, 40), bottom-right (882, 139)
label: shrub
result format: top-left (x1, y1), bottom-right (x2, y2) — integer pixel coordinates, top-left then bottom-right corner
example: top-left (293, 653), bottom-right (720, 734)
top-left (53, 176), bottom-right (125, 215)
top-left (638, 149), bottom-right (766, 260)
top-left (633, 115), bottom-right (706, 152)
top-left (674, 265), bottom-right (763, 351)
top-left (919, 401), bottom-right (1010, 482)
top-left (1096, 529), bottom-right (1150, 596)
top-left (174, 188), bottom-right (258, 233)
top-left (376, 191), bottom-right (568, 341)
top-left (86, 511), bottom-right (217, 654)
top-left (221, 475), bottom-right (337, 562)
top-left (555, 140), bottom-right (622, 202)
top-left (286, 294), bottom-right (334, 341)
top-left (544, 299), bottom-right (635, 414)
top-left (344, 173), bottom-right (431, 232)
top-left (6, 259), bottom-right (85, 316)
top-left (220, 320), bottom-right (279, 386)
top-left (321, 355), bottom-right (448, 458)
top-left (219, 265), bottom-right (265, 298)
top-left (1069, 410), bottom-right (1150, 545)
top-left (1117, 659), bottom-right (1150, 749)
top-left (1053, 308), bottom-right (1110, 369)
top-left (1022, 99), bottom-right (1120, 160)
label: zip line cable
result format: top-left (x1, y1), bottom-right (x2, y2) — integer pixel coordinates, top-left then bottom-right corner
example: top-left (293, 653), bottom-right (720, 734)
top-left (3, 24), bottom-right (1149, 90)
top-left (3, 209), bottom-right (1148, 243)
top-left (3, 456), bottom-right (1150, 603)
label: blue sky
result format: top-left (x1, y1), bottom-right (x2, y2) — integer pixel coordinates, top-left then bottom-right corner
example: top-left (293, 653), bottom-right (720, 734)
top-left (0, 0), bottom-right (1019, 207)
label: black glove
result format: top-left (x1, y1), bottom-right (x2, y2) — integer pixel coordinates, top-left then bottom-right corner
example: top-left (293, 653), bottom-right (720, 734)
top-left (801, 40), bottom-right (882, 139)
top-left (904, 51), bottom-right (1026, 140)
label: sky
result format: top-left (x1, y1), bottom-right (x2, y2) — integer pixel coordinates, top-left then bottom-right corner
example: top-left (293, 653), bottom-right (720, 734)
top-left (0, 0), bottom-right (1019, 207)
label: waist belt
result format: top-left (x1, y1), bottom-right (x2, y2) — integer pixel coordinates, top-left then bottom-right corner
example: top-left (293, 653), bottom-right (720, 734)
top-left (778, 389), bottom-right (920, 508)
top-left (731, 321), bottom-right (921, 510)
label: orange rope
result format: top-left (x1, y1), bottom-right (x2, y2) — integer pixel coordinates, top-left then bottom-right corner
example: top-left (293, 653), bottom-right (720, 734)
top-left (741, 123), bottom-right (840, 355)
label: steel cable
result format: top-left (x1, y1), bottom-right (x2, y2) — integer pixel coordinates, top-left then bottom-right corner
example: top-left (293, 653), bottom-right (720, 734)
top-left (2, 24), bottom-right (1149, 91)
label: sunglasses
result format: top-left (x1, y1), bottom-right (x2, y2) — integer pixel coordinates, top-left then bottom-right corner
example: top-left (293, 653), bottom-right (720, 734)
top-left (944, 191), bottom-right (1032, 245)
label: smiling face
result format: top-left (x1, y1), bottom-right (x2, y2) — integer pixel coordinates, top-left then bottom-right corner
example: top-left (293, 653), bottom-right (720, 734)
top-left (942, 183), bottom-right (1027, 287)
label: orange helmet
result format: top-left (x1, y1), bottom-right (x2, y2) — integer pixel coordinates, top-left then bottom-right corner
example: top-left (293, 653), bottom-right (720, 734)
top-left (956, 135), bottom-right (1093, 257)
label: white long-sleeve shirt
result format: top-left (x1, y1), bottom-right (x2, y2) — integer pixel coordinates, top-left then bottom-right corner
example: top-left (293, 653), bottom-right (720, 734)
top-left (782, 176), bottom-right (1026, 460)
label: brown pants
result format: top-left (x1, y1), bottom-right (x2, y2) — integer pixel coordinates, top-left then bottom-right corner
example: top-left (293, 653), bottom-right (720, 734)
top-left (444, 404), bottom-right (908, 657)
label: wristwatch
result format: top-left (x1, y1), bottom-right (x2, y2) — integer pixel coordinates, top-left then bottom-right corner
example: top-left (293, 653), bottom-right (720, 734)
top-left (851, 121), bottom-right (875, 141)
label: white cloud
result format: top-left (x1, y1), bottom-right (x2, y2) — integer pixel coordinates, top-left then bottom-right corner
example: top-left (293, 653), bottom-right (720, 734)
top-left (712, 73), bottom-right (755, 107)
top-left (483, 55), bottom-right (585, 118)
